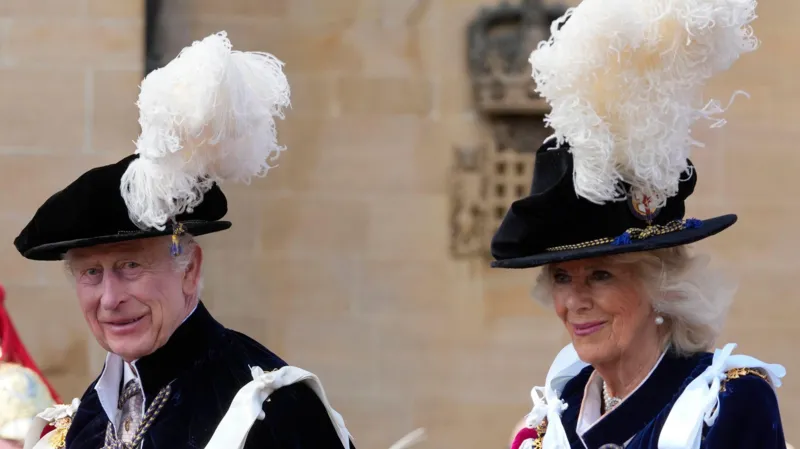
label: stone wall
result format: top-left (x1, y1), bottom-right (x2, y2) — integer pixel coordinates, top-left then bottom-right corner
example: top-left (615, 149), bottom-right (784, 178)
top-left (0, 0), bottom-right (798, 447)
top-left (0, 0), bottom-right (143, 398)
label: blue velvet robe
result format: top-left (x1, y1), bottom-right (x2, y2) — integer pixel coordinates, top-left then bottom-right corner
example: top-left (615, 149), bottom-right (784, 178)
top-left (553, 349), bottom-right (785, 448)
top-left (63, 302), bottom-right (355, 448)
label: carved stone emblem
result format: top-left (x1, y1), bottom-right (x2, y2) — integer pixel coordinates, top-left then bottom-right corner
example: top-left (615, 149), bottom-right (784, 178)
top-left (450, 0), bottom-right (567, 259)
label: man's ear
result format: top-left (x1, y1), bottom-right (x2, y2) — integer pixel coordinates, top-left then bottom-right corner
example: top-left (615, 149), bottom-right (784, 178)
top-left (182, 244), bottom-right (203, 297)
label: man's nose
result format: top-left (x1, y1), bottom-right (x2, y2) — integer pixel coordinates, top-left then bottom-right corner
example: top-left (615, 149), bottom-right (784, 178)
top-left (99, 272), bottom-right (125, 310)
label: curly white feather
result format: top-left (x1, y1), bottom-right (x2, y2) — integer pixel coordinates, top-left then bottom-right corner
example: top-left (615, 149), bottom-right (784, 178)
top-left (121, 31), bottom-right (291, 230)
top-left (529, 0), bottom-right (758, 207)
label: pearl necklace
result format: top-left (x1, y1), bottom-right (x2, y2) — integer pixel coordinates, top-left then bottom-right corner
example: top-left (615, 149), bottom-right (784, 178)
top-left (602, 381), bottom-right (622, 412)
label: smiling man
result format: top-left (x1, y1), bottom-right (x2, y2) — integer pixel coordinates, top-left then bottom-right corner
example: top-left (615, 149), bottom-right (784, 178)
top-left (12, 32), bottom-right (355, 449)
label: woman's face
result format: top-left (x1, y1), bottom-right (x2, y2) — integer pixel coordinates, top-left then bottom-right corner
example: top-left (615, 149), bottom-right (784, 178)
top-left (549, 257), bottom-right (660, 366)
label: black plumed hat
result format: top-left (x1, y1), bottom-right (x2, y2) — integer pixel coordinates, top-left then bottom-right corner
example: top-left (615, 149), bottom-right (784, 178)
top-left (15, 32), bottom-right (294, 261)
top-left (14, 155), bottom-right (231, 261)
top-left (490, 141), bottom-right (736, 269)
top-left (490, 0), bottom-right (757, 268)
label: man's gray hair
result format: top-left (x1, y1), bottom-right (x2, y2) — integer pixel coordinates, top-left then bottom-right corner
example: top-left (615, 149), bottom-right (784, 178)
top-left (174, 233), bottom-right (204, 298)
top-left (532, 246), bottom-right (736, 356)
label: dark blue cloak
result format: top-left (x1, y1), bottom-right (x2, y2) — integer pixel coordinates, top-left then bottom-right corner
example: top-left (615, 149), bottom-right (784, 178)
top-left (63, 301), bottom-right (355, 448)
top-left (553, 349), bottom-right (785, 448)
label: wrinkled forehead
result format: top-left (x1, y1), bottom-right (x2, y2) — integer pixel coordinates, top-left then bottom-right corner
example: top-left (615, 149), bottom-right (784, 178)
top-left (66, 236), bottom-right (169, 264)
top-left (548, 255), bottom-right (623, 273)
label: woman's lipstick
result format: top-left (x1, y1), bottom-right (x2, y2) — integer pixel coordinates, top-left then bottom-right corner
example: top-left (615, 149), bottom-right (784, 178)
top-left (572, 321), bottom-right (606, 336)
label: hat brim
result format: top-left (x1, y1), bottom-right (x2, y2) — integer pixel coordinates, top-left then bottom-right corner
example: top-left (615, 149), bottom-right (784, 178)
top-left (490, 214), bottom-right (736, 269)
top-left (21, 220), bottom-right (232, 261)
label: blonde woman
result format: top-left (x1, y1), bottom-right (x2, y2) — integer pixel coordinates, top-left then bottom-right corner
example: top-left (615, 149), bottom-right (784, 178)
top-left (492, 0), bottom-right (787, 447)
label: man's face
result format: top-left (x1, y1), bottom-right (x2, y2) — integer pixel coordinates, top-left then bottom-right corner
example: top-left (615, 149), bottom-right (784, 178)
top-left (66, 236), bottom-right (202, 362)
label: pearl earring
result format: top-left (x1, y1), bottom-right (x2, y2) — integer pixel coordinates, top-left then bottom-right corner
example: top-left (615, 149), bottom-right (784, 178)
top-left (655, 316), bottom-right (664, 325)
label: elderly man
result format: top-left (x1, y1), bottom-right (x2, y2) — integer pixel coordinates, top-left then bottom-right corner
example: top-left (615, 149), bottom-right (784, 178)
top-left (13, 158), bottom-right (355, 449)
top-left (13, 32), bottom-right (355, 449)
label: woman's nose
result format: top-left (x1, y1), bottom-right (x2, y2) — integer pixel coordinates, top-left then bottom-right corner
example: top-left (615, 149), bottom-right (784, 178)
top-left (564, 286), bottom-right (592, 310)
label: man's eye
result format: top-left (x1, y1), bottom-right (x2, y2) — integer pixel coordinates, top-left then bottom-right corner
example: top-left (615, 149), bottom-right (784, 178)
top-left (124, 262), bottom-right (140, 269)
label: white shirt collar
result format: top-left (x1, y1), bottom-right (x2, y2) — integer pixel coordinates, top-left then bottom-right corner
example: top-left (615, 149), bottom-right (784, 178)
top-left (94, 302), bottom-right (198, 428)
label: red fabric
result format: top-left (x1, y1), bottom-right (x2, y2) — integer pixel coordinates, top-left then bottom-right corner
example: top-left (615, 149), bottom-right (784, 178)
top-left (0, 284), bottom-right (62, 402)
top-left (41, 423), bottom-right (56, 439)
top-left (511, 426), bottom-right (540, 449)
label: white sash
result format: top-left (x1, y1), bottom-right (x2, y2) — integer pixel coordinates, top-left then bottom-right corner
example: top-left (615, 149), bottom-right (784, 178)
top-left (657, 343), bottom-right (785, 449)
top-left (205, 365), bottom-right (427, 449)
top-left (520, 344), bottom-right (589, 449)
top-left (23, 398), bottom-right (81, 449)
top-left (517, 343), bottom-right (785, 449)
top-left (205, 366), bottom-right (351, 449)
top-left (24, 367), bottom-right (426, 449)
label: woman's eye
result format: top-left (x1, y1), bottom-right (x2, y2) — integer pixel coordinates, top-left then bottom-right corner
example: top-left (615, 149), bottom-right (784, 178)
top-left (553, 272), bottom-right (571, 284)
top-left (591, 270), bottom-right (613, 281)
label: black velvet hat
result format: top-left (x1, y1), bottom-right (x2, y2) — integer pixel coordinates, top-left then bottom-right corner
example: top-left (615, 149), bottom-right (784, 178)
top-left (14, 31), bottom-right (295, 261)
top-left (489, 140), bottom-right (736, 269)
top-left (14, 155), bottom-right (231, 261)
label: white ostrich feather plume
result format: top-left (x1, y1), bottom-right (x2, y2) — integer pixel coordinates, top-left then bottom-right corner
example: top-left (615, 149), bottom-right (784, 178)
top-left (529, 0), bottom-right (758, 207)
top-left (121, 31), bottom-right (291, 230)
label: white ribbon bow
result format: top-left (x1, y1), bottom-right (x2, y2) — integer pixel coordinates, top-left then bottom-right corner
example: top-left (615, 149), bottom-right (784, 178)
top-left (519, 344), bottom-right (589, 449)
top-left (204, 365), bottom-right (352, 449)
top-left (658, 343), bottom-right (786, 449)
top-left (23, 398), bottom-right (81, 449)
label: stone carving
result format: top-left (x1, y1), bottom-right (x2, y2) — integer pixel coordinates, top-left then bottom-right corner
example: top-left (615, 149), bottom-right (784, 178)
top-left (450, 0), bottom-right (566, 259)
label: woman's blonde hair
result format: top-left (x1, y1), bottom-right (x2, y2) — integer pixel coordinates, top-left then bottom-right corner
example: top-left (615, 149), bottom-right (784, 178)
top-left (532, 246), bottom-right (736, 355)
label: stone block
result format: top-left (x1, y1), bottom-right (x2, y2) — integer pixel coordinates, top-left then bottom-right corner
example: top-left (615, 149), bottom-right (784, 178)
top-left (174, 0), bottom-right (287, 18)
top-left (365, 194), bottom-right (449, 261)
top-left (3, 285), bottom-right (88, 376)
top-left (280, 314), bottom-right (379, 397)
top-left (336, 76), bottom-right (433, 115)
top-left (270, 116), bottom-right (454, 194)
top-left (201, 251), bottom-right (272, 315)
top-left (287, 0), bottom-right (368, 24)
top-left (340, 0), bottom-right (441, 78)
top-left (0, 154), bottom-right (122, 216)
top-left (0, 214), bottom-right (40, 286)
top-left (258, 256), bottom-right (360, 317)
top-left (0, 0), bottom-right (84, 17)
top-left (437, 75), bottom-right (474, 116)
top-left (185, 18), bottom-right (363, 73)
top-left (196, 187), bottom-right (261, 254)
top-left (0, 69), bottom-right (84, 150)
top-left (285, 73), bottom-right (336, 117)
top-left (258, 193), bottom-right (370, 257)
top-left (699, 200), bottom-right (798, 269)
top-left (723, 133), bottom-right (795, 202)
top-left (92, 69), bottom-right (141, 154)
top-left (727, 267), bottom-right (799, 330)
top-left (5, 18), bottom-right (142, 69)
top-left (357, 259), bottom-right (475, 316)
top-left (413, 399), bottom-right (523, 448)
top-left (324, 395), bottom-right (414, 449)
top-left (88, 0), bottom-right (144, 18)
